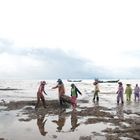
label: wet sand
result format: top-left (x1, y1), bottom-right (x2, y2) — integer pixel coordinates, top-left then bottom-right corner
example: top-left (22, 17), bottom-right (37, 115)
top-left (0, 99), bottom-right (140, 140)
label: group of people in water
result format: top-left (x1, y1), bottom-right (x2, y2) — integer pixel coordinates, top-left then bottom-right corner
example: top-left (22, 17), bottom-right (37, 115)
top-left (116, 82), bottom-right (140, 104)
top-left (35, 79), bottom-right (82, 110)
top-left (35, 79), bottom-right (140, 110)
top-left (34, 79), bottom-right (140, 136)
top-left (94, 80), bottom-right (140, 104)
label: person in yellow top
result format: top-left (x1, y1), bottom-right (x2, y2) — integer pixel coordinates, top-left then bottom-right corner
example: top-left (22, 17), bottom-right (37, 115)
top-left (93, 81), bottom-right (100, 102)
top-left (125, 84), bottom-right (132, 101)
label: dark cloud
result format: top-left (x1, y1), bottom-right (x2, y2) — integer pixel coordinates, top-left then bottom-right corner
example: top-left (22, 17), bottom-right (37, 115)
top-left (0, 39), bottom-right (106, 79)
top-left (1, 39), bottom-right (140, 79)
top-left (24, 48), bottom-right (105, 79)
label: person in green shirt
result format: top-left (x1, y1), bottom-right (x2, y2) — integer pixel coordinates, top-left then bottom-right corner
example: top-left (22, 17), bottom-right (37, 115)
top-left (125, 84), bottom-right (132, 102)
top-left (71, 83), bottom-right (82, 110)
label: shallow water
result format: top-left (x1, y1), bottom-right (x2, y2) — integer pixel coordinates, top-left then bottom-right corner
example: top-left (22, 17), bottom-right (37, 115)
top-left (0, 99), bottom-right (139, 140)
top-left (1, 79), bottom-right (140, 102)
top-left (0, 108), bottom-right (120, 140)
top-left (0, 79), bottom-right (140, 140)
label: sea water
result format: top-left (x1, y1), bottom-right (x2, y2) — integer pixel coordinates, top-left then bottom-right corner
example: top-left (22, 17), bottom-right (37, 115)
top-left (0, 79), bottom-right (140, 140)
top-left (0, 79), bottom-right (140, 112)
top-left (0, 79), bottom-right (140, 101)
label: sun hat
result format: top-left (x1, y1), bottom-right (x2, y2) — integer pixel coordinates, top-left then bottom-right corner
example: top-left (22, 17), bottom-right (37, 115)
top-left (41, 81), bottom-right (46, 85)
top-left (118, 82), bottom-right (122, 85)
top-left (57, 79), bottom-right (62, 82)
top-left (71, 83), bottom-right (75, 87)
top-left (126, 83), bottom-right (131, 86)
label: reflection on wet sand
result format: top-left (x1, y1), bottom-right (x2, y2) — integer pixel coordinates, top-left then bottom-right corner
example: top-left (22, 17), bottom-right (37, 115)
top-left (116, 104), bottom-right (124, 119)
top-left (71, 110), bottom-right (80, 131)
top-left (37, 114), bottom-right (47, 136)
top-left (93, 100), bottom-right (99, 106)
top-left (52, 109), bottom-right (66, 132)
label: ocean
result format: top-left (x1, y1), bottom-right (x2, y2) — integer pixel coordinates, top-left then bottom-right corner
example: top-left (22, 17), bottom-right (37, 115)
top-left (0, 79), bottom-right (140, 103)
top-left (0, 79), bottom-right (140, 140)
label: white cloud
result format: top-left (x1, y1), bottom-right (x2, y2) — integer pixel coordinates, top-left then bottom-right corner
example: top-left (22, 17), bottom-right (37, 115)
top-left (0, 40), bottom-right (140, 79)
top-left (0, 0), bottom-right (140, 79)
top-left (0, 41), bottom-right (115, 79)
top-left (0, 0), bottom-right (140, 51)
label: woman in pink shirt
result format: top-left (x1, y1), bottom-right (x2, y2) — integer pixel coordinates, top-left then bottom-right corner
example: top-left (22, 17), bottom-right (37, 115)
top-left (35, 81), bottom-right (47, 109)
top-left (116, 82), bottom-right (124, 104)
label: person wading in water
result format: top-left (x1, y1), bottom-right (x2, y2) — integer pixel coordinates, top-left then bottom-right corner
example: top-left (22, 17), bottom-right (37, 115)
top-left (35, 81), bottom-right (47, 109)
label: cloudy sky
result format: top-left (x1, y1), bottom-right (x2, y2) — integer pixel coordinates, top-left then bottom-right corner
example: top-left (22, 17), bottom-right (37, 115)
top-left (0, 0), bottom-right (140, 79)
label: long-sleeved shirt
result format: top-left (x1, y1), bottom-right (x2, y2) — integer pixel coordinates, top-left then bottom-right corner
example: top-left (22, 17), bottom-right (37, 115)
top-left (134, 86), bottom-right (140, 94)
top-left (37, 84), bottom-right (45, 96)
top-left (53, 83), bottom-right (65, 96)
top-left (125, 86), bottom-right (132, 95)
top-left (71, 86), bottom-right (82, 97)
top-left (94, 84), bottom-right (100, 92)
top-left (117, 85), bottom-right (124, 94)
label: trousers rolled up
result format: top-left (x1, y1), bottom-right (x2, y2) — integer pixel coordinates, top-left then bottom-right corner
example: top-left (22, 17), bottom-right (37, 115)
top-left (117, 93), bottom-right (124, 104)
top-left (126, 93), bottom-right (131, 101)
top-left (59, 96), bottom-right (65, 106)
top-left (35, 95), bottom-right (46, 109)
top-left (93, 91), bottom-right (99, 101)
top-left (71, 96), bottom-right (77, 109)
top-left (134, 92), bottom-right (140, 101)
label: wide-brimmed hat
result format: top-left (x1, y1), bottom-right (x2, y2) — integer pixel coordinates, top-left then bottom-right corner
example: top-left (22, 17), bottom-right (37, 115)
top-left (57, 79), bottom-right (62, 82)
top-left (118, 82), bottom-right (122, 85)
top-left (41, 81), bottom-right (46, 85)
top-left (93, 81), bottom-right (98, 85)
top-left (126, 84), bottom-right (131, 86)
top-left (71, 83), bottom-right (75, 87)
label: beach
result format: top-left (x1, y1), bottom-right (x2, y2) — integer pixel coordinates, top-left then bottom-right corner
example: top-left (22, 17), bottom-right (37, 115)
top-left (0, 80), bottom-right (140, 140)
top-left (1, 0), bottom-right (140, 139)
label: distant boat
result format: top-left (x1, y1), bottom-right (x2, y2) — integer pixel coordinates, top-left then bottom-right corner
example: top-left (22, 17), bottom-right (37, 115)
top-left (67, 79), bottom-right (82, 82)
top-left (97, 79), bottom-right (119, 83)
top-left (0, 87), bottom-right (21, 90)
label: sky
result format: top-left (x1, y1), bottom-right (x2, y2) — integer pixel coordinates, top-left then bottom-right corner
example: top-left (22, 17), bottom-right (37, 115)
top-left (0, 0), bottom-right (140, 79)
